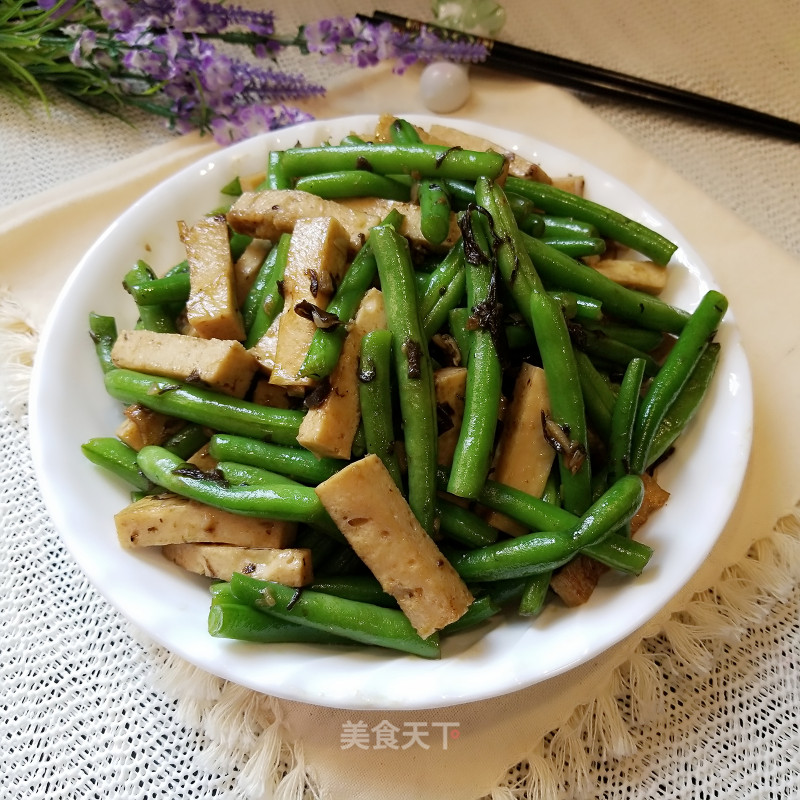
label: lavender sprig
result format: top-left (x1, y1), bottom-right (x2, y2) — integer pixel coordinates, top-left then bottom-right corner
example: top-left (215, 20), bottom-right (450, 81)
top-left (2, 2), bottom-right (489, 144)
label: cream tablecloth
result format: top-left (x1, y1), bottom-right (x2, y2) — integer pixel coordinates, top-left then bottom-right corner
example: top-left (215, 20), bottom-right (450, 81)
top-left (2, 2), bottom-right (800, 798)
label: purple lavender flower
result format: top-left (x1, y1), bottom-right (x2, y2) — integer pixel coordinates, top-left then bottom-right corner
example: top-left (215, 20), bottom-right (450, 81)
top-left (301, 15), bottom-right (488, 73)
top-left (69, 27), bottom-right (97, 67)
top-left (28, 3), bottom-right (486, 146)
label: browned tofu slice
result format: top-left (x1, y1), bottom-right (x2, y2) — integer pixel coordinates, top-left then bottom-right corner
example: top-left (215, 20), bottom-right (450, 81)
top-left (269, 216), bottom-right (350, 388)
top-left (227, 190), bottom-right (460, 253)
top-left (162, 543), bottom-right (312, 585)
top-left (251, 378), bottom-right (291, 408)
top-left (588, 259), bottom-right (668, 295)
top-left (315, 454), bottom-right (473, 638)
top-left (296, 288), bottom-right (386, 459)
top-left (485, 363), bottom-right (555, 535)
top-left (179, 214), bottom-right (245, 341)
top-left (111, 329), bottom-right (258, 397)
top-left (186, 442), bottom-right (217, 472)
top-left (434, 367), bottom-right (467, 467)
top-left (115, 404), bottom-right (184, 450)
top-left (115, 493), bottom-right (296, 549)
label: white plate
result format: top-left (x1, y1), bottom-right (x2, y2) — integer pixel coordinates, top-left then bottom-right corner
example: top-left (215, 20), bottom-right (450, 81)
top-left (29, 115), bottom-right (752, 710)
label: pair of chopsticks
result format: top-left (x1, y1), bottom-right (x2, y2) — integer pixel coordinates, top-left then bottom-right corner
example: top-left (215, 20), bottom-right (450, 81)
top-left (364, 11), bottom-right (799, 142)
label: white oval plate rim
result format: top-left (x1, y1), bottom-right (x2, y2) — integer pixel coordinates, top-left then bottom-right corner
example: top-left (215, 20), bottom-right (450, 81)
top-left (29, 114), bottom-right (753, 710)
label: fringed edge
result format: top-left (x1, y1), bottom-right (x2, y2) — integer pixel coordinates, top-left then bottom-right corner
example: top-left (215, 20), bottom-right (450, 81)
top-left (530, 510), bottom-right (800, 799)
top-left (147, 642), bottom-right (318, 800)
top-left (0, 287), bottom-right (38, 419)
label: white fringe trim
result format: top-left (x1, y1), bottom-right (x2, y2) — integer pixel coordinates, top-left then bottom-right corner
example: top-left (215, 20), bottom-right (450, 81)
top-left (6, 291), bottom-right (800, 800)
top-left (0, 288), bottom-right (38, 418)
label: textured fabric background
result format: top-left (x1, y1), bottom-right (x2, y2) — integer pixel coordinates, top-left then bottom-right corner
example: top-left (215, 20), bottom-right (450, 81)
top-left (2, 1), bottom-right (799, 798)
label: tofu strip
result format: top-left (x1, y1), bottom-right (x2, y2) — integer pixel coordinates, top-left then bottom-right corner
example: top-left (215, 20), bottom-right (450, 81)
top-left (269, 216), bottom-right (349, 387)
top-left (315, 454), bottom-right (473, 638)
top-left (179, 214), bottom-right (245, 341)
top-left (111, 329), bottom-right (258, 398)
top-left (296, 288), bottom-right (386, 459)
top-left (115, 493), bottom-right (296, 548)
top-left (162, 543), bottom-right (312, 586)
top-left (485, 363), bottom-right (555, 535)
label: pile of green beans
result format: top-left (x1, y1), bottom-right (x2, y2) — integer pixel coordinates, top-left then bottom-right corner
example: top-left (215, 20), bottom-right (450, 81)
top-left (82, 118), bottom-right (728, 658)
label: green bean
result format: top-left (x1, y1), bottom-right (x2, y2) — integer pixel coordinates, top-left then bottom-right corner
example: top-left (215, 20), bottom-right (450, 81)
top-left (299, 209), bottom-right (404, 380)
top-left (419, 241), bottom-right (466, 312)
top-left (229, 573), bottom-right (441, 658)
top-left (529, 289), bottom-right (592, 515)
top-left (630, 290), bottom-right (728, 473)
top-left (126, 270), bottom-right (190, 307)
top-left (387, 117), bottom-right (421, 144)
top-left (505, 177), bottom-right (678, 265)
top-left (437, 497), bottom-right (500, 549)
top-left (538, 214), bottom-right (599, 239)
top-left (295, 170), bottom-right (411, 201)
top-left (437, 468), bottom-right (652, 573)
top-left (161, 423), bottom-right (210, 460)
top-left (440, 178), bottom-right (475, 209)
top-left (357, 329), bottom-right (403, 488)
top-left (105, 369), bottom-right (304, 446)
top-left (569, 320), bottom-right (661, 376)
top-left (385, 120), bottom-right (454, 246)
top-left (123, 261), bottom-right (177, 333)
top-left (447, 209), bottom-right (502, 499)
top-left (136, 446), bottom-right (339, 533)
top-left (229, 232), bottom-right (252, 262)
top-left (208, 600), bottom-right (353, 645)
top-left (448, 307), bottom-right (473, 363)
top-left (279, 142), bottom-right (507, 182)
top-left (518, 573), bottom-right (551, 617)
top-left (573, 349), bottom-right (614, 442)
top-left (449, 474), bottom-right (644, 581)
top-left (608, 358), bottom-right (646, 484)
top-left (480, 577), bottom-right (528, 606)
top-left (310, 575), bottom-right (397, 608)
top-left (88, 313), bottom-right (118, 374)
top-left (220, 177), bottom-right (242, 196)
top-left (541, 465), bottom-right (560, 502)
top-left (440, 180), bottom-right (545, 235)
top-left (440, 469), bottom-right (575, 531)
top-left (474, 178), bottom-right (545, 332)
top-left (243, 233), bottom-right (290, 348)
top-left (315, 543), bottom-right (365, 577)
top-left (581, 319), bottom-right (666, 353)
top-left (371, 224), bottom-right (438, 533)
top-left (81, 437), bottom-right (152, 491)
top-left (419, 180), bottom-right (453, 245)
top-left (293, 525), bottom-right (340, 570)
top-left (548, 290), bottom-right (604, 322)
top-left (216, 460), bottom-right (311, 488)
top-left (422, 259), bottom-right (467, 338)
top-left (265, 150), bottom-right (291, 190)
top-left (646, 341), bottom-right (722, 468)
top-left (209, 434), bottom-right (346, 485)
top-left (541, 237), bottom-right (607, 258)
top-left (521, 233), bottom-right (689, 334)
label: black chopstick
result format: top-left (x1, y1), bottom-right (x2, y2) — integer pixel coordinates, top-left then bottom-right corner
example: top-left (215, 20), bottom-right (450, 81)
top-left (365, 11), bottom-right (800, 142)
